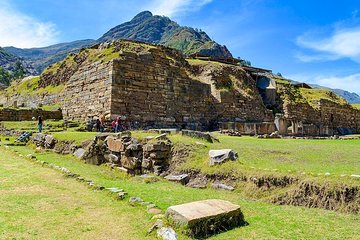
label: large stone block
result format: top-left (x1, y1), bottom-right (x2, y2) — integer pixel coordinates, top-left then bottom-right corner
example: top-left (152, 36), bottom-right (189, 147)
top-left (107, 137), bottom-right (124, 152)
top-left (166, 199), bottom-right (244, 237)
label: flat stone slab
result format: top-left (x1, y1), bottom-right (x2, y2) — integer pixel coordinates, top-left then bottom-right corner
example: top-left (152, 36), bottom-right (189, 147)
top-left (166, 199), bottom-right (244, 237)
top-left (164, 174), bottom-right (189, 185)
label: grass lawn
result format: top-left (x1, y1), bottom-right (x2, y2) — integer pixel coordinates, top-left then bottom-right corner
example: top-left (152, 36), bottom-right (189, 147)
top-left (164, 133), bottom-right (360, 179)
top-left (0, 147), bottom-right (157, 240)
top-left (2, 144), bottom-right (360, 239)
top-left (2, 120), bottom-right (64, 132)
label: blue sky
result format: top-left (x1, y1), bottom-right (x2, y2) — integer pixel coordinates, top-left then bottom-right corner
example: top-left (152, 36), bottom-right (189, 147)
top-left (1, 0), bottom-right (360, 94)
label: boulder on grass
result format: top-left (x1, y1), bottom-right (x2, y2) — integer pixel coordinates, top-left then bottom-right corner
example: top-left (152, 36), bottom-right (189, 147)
top-left (166, 199), bottom-right (244, 238)
top-left (209, 149), bottom-right (238, 166)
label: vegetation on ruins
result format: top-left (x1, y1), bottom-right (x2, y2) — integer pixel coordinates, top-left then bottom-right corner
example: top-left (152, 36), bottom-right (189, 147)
top-left (299, 88), bottom-right (349, 108)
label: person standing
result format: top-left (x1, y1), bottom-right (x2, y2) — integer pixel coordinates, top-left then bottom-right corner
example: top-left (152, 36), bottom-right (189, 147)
top-left (38, 116), bottom-right (43, 133)
top-left (111, 119), bottom-right (116, 132)
top-left (95, 119), bottom-right (101, 132)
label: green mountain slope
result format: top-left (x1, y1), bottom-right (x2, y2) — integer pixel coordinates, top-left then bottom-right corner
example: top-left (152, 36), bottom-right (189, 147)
top-left (99, 11), bottom-right (232, 58)
top-left (4, 39), bottom-right (96, 74)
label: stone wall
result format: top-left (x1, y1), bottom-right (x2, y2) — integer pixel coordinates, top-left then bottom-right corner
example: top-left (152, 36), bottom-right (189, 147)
top-left (0, 108), bottom-right (62, 121)
top-left (318, 99), bottom-right (360, 134)
top-left (110, 46), bottom-right (271, 130)
top-left (0, 91), bottom-right (61, 109)
top-left (61, 61), bottom-right (113, 120)
top-left (276, 83), bottom-right (360, 135)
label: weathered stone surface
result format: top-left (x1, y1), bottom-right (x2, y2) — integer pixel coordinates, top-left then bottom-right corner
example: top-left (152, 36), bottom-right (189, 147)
top-left (181, 130), bottom-right (217, 143)
top-left (211, 183), bottom-right (235, 191)
top-left (148, 208), bottom-right (162, 215)
top-left (186, 176), bottom-right (208, 189)
top-left (45, 135), bottom-right (56, 148)
top-left (166, 199), bottom-right (244, 237)
top-left (107, 137), bottom-right (124, 152)
top-left (209, 149), bottom-right (238, 165)
top-left (157, 227), bottom-right (178, 240)
top-left (32, 133), bottom-right (46, 146)
top-left (104, 153), bottom-right (119, 164)
top-left (73, 148), bottom-right (85, 159)
top-left (165, 174), bottom-right (190, 185)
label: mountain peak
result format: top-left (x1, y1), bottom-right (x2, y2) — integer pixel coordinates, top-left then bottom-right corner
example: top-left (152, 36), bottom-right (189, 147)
top-left (98, 11), bottom-right (233, 59)
top-left (131, 11), bottom-right (153, 22)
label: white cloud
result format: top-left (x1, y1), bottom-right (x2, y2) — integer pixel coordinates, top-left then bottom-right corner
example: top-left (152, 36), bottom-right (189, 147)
top-left (146, 0), bottom-right (212, 17)
top-left (288, 73), bottom-right (360, 94)
top-left (0, 1), bottom-right (59, 48)
top-left (296, 27), bottom-right (360, 63)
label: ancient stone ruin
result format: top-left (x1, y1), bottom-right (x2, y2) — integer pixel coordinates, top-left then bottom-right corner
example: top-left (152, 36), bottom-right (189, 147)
top-left (31, 132), bottom-right (172, 176)
top-left (1, 39), bottom-right (359, 136)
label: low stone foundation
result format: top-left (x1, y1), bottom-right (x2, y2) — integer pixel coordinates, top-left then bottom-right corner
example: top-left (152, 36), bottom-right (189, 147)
top-left (220, 122), bottom-right (276, 135)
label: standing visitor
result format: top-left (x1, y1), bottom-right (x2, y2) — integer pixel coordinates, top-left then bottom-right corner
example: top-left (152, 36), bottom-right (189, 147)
top-left (115, 116), bottom-right (122, 132)
top-left (95, 119), bottom-right (101, 132)
top-left (111, 119), bottom-right (116, 132)
top-left (38, 116), bottom-right (43, 133)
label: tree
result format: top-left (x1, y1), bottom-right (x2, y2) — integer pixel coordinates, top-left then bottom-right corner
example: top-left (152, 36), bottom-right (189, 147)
top-left (13, 61), bottom-right (26, 80)
top-left (0, 67), bottom-right (12, 86)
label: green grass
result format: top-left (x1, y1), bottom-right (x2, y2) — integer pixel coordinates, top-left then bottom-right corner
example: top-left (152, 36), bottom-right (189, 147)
top-left (37, 130), bottom-right (360, 179)
top-left (2, 144), bottom-right (360, 239)
top-left (0, 147), bottom-right (158, 240)
top-left (1, 75), bottom-right (65, 97)
top-left (175, 133), bottom-right (360, 179)
top-left (2, 120), bottom-right (64, 132)
top-left (299, 88), bottom-right (348, 107)
top-left (352, 103), bottom-right (360, 109)
top-left (52, 131), bottom-right (97, 144)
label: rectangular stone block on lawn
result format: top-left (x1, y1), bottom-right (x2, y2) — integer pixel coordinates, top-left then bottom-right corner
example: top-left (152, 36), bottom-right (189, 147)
top-left (166, 199), bottom-right (245, 237)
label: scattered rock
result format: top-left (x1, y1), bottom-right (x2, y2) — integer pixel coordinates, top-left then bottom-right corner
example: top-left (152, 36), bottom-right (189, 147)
top-left (148, 208), bottom-right (162, 215)
top-left (351, 174), bottom-right (360, 178)
top-left (106, 187), bottom-right (124, 193)
top-left (211, 183), bottom-right (235, 191)
top-left (157, 227), bottom-right (178, 240)
top-left (147, 219), bottom-right (164, 234)
top-left (117, 192), bottom-right (127, 200)
top-left (73, 148), bottom-right (86, 159)
top-left (166, 199), bottom-right (244, 238)
top-left (165, 174), bottom-right (189, 185)
top-left (129, 196), bottom-right (143, 203)
top-left (186, 176), bottom-right (207, 189)
top-left (209, 149), bottom-right (238, 166)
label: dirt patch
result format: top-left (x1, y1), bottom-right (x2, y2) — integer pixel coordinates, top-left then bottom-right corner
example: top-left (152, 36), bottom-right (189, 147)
top-left (272, 181), bottom-right (360, 214)
top-left (168, 143), bottom-right (194, 173)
